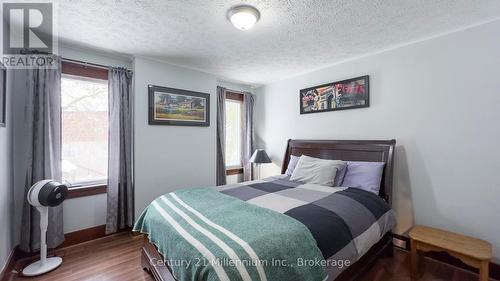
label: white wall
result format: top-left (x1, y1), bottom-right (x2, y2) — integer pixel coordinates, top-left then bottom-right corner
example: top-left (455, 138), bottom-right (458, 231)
top-left (62, 194), bottom-right (107, 233)
top-left (134, 57), bottom-right (218, 218)
top-left (254, 20), bottom-right (500, 260)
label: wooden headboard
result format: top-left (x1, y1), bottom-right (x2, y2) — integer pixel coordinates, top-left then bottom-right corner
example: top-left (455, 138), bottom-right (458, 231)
top-left (281, 139), bottom-right (396, 205)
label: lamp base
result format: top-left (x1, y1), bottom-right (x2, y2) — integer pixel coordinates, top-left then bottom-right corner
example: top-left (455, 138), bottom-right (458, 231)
top-left (22, 257), bottom-right (63, 276)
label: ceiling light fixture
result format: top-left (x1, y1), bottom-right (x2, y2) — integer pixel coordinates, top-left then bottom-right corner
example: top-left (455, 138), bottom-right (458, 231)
top-left (227, 5), bottom-right (260, 31)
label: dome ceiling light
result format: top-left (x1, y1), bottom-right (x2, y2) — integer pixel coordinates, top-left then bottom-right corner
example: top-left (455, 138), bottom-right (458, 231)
top-left (227, 5), bottom-right (260, 30)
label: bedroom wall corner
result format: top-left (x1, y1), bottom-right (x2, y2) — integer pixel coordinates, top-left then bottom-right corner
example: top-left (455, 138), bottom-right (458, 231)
top-left (254, 20), bottom-right (500, 259)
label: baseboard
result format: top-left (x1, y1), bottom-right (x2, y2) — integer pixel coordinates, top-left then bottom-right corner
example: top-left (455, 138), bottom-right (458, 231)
top-left (59, 224), bottom-right (107, 248)
top-left (0, 246), bottom-right (17, 281)
top-left (392, 232), bottom-right (500, 280)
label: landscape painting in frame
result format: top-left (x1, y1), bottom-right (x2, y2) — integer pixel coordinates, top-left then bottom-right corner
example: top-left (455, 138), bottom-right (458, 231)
top-left (300, 75), bottom-right (369, 114)
top-left (148, 85), bottom-right (210, 126)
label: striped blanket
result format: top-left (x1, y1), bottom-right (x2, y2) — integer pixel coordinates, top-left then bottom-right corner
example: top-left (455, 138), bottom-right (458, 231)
top-left (134, 175), bottom-right (396, 281)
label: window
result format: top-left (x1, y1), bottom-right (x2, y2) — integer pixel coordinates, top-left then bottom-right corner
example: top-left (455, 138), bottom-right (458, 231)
top-left (225, 92), bottom-right (243, 168)
top-left (61, 72), bottom-right (108, 186)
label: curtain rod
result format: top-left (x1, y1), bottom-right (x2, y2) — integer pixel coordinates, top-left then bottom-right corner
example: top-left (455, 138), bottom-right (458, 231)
top-left (224, 88), bottom-right (250, 95)
top-left (17, 49), bottom-right (132, 71)
top-left (62, 58), bottom-right (132, 72)
top-left (62, 58), bottom-right (110, 70)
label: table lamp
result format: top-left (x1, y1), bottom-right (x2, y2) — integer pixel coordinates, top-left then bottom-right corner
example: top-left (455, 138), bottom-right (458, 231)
top-left (250, 149), bottom-right (271, 180)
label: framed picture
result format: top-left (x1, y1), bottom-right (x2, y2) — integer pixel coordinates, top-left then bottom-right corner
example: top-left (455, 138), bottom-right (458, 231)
top-left (299, 75), bottom-right (369, 114)
top-left (148, 85), bottom-right (210, 126)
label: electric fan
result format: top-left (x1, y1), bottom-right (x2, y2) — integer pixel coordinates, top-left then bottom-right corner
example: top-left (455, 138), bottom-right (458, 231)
top-left (23, 180), bottom-right (68, 276)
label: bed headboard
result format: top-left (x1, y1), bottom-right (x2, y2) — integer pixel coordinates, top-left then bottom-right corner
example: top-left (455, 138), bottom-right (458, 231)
top-left (280, 139), bottom-right (396, 205)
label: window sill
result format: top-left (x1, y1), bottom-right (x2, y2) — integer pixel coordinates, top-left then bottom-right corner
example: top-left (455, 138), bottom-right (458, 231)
top-left (67, 184), bottom-right (107, 199)
top-left (226, 167), bottom-right (243, 176)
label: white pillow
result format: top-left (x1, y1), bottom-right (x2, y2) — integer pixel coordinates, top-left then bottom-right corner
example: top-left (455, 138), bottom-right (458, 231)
top-left (290, 155), bottom-right (344, 186)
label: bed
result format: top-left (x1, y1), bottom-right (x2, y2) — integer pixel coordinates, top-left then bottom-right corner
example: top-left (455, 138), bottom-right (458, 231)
top-left (138, 139), bottom-right (396, 281)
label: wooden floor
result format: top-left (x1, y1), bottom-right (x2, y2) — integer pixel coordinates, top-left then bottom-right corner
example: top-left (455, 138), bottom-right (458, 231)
top-left (359, 249), bottom-right (491, 281)
top-left (5, 232), bottom-right (490, 281)
top-left (7, 232), bottom-right (153, 281)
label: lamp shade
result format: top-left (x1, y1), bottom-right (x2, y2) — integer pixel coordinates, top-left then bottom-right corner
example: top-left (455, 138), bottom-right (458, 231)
top-left (250, 149), bottom-right (271, 164)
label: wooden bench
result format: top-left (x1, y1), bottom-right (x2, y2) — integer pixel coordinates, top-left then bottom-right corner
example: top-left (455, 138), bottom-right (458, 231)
top-left (409, 225), bottom-right (492, 281)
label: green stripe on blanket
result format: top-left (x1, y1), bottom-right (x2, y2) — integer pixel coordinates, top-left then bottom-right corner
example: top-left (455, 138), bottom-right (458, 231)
top-left (134, 187), bottom-right (327, 281)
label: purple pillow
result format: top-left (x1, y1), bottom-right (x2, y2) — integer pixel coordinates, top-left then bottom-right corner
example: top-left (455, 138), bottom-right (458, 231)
top-left (285, 155), bottom-right (300, 176)
top-left (341, 161), bottom-right (385, 194)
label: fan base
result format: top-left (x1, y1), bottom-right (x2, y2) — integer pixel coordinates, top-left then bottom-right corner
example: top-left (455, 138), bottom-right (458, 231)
top-left (22, 257), bottom-right (63, 276)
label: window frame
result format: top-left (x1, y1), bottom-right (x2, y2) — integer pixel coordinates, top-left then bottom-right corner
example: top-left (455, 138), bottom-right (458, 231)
top-left (61, 60), bottom-right (109, 198)
top-left (224, 91), bottom-right (244, 176)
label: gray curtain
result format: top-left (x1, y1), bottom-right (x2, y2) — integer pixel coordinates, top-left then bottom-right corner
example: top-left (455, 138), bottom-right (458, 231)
top-left (106, 67), bottom-right (134, 234)
top-left (242, 93), bottom-right (255, 181)
top-left (216, 86), bottom-right (227, 186)
top-left (0, 64), bottom-right (5, 126)
top-left (17, 56), bottom-right (64, 252)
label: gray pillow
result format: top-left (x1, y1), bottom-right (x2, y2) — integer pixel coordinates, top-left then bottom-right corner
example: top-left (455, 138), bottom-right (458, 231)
top-left (286, 154), bottom-right (347, 185)
top-left (285, 155), bottom-right (300, 176)
top-left (341, 161), bottom-right (385, 194)
top-left (290, 155), bottom-right (344, 186)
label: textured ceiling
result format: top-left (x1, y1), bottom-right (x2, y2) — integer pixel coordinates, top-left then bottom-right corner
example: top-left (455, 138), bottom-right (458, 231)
top-left (55, 0), bottom-right (500, 85)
